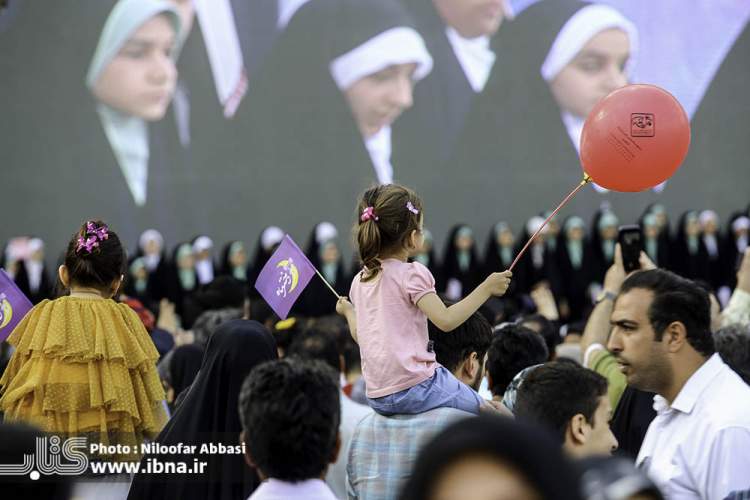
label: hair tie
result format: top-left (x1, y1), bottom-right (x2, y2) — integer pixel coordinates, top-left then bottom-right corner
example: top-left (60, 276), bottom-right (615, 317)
top-left (406, 201), bottom-right (419, 215)
top-left (361, 206), bottom-right (379, 222)
top-left (76, 221), bottom-right (110, 254)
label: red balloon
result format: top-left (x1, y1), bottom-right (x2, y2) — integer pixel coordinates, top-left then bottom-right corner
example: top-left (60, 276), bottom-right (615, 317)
top-left (580, 84), bottom-right (690, 192)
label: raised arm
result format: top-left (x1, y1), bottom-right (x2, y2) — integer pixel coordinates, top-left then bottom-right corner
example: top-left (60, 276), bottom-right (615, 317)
top-left (417, 271), bottom-right (512, 332)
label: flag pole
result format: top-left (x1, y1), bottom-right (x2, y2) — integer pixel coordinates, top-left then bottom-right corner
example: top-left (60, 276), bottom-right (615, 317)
top-left (314, 268), bottom-right (342, 299)
top-left (509, 174), bottom-right (592, 271)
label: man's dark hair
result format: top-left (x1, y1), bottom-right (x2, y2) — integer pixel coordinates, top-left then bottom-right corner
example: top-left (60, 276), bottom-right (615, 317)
top-left (486, 324), bottom-right (549, 396)
top-left (714, 325), bottom-right (750, 384)
top-left (238, 358), bottom-right (340, 481)
top-left (520, 314), bottom-right (559, 360)
top-left (428, 309), bottom-right (492, 373)
top-left (514, 362), bottom-right (608, 444)
top-left (287, 328), bottom-right (341, 375)
top-left (620, 269), bottom-right (714, 356)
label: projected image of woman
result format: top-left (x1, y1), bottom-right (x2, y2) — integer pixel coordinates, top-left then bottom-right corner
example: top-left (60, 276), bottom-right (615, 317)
top-left (220, 0), bottom-right (433, 237)
top-left (87, 0), bottom-right (181, 207)
top-left (452, 0), bottom-right (638, 220)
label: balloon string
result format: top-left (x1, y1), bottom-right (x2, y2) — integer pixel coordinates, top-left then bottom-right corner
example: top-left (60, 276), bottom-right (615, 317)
top-left (509, 174), bottom-right (592, 272)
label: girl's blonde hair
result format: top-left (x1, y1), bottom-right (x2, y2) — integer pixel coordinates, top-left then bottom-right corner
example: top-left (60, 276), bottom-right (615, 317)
top-left (355, 184), bottom-right (423, 282)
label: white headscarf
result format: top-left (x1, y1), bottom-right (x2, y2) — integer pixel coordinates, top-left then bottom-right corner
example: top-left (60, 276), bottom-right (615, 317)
top-left (330, 26), bottom-right (433, 185)
top-left (86, 0), bottom-right (181, 206)
top-left (541, 4), bottom-right (638, 195)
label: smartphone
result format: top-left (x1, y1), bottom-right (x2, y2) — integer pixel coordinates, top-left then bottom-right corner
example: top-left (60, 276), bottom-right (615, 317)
top-left (618, 225), bottom-right (643, 273)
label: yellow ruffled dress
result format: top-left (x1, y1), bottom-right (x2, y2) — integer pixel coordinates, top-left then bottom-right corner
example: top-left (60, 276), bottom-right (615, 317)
top-left (0, 296), bottom-right (168, 461)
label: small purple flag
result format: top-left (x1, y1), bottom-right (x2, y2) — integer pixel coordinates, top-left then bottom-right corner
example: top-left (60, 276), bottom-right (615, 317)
top-left (0, 269), bottom-right (33, 343)
top-left (254, 235), bottom-right (316, 320)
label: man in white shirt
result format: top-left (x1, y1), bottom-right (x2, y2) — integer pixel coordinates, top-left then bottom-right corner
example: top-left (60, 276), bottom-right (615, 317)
top-left (239, 358), bottom-right (341, 500)
top-left (608, 269), bottom-right (750, 499)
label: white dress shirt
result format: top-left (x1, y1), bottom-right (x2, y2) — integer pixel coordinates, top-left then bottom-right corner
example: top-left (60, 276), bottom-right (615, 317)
top-left (248, 478), bottom-right (338, 500)
top-left (636, 354), bottom-right (750, 500)
top-left (444, 27), bottom-right (495, 93)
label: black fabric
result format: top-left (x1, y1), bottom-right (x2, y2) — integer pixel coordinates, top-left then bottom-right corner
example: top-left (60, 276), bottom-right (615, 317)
top-left (0, 422), bottom-right (73, 499)
top-left (165, 242), bottom-right (199, 326)
top-left (513, 223), bottom-right (561, 296)
top-left (393, 0), bottom-right (476, 179)
top-left (722, 212), bottom-right (748, 290)
top-left (555, 220), bottom-right (594, 322)
top-left (670, 211), bottom-right (703, 280)
top-left (482, 223), bottom-right (518, 300)
top-left (127, 319), bottom-right (278, 500)
top-left (440, 224), bottom-right (483, 297)
top-left (638, 206), bottom-right (671, 268)
top-left (610, 386), bottom-right (656, 460)
top-left (218, 241), bottom-right (246, 281)
top-left (13, 261), bottom-right (53, 305)
top-left (169, 343), bottom-right (206, 398)
top-left (589, 209), bottom-right (617, 285)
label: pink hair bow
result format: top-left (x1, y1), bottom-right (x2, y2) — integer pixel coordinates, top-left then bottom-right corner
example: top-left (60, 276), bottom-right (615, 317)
top-left (361, 206), bottom-right (378, 222)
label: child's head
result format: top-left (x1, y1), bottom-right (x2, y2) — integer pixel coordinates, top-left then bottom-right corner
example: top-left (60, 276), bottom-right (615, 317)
top-left (61, 220), bottom-right (126, 296)
top-left (356, 184), bottom-right (423, 281)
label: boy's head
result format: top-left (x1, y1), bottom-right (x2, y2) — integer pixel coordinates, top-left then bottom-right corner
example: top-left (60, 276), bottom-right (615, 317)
top-left (238, 358), bottom-right (341, 481)
top-left (61, 220), bottom-right (125, 296)
top-left (514, 361), bottom-right (617, 458)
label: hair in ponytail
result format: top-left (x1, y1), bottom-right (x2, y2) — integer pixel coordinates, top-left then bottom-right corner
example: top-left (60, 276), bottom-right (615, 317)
top-left (63, 220), bottom-right (126, 291)
top-left (355, 184), bottom-right (423, 282)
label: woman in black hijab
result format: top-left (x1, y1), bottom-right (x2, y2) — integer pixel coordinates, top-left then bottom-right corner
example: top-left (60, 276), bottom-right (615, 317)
top-left (556, 216), bottom-right (594, 322)
top-left (219, 241), bottom-right (249, 283)
top-left (440, 224), bottom-right (483, 300)
top-left (246, 226), bottom-right (285, 300)
top-left (670, 210), bottom-right (703, 280)
top-left (127, 319), bottom-right (277, 500)
top-left (399, 415), bottom-right (583, 500)
top-left (165, 343), bottom-right (205, 409)
top-left (483, 221), bottom-right (519, 300)
top-left (296, 222), bottom-right (349, 317)
top-left (165, 241), bottom-right (199, 325)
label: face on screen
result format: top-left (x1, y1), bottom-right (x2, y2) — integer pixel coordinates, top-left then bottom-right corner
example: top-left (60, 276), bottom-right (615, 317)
top-left (433, 0), bottom-right (507, 38)
top-left (343, 62), bottom-right (417, 139)
top-left (92, 14), bottom-right (177, 121)
top-left (549, 28), bottom-right (630, 119)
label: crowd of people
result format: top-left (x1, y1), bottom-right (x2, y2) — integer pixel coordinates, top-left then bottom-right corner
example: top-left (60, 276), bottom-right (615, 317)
top-left (0, 182), bottom-right (749, 500)
top-left (1, 0), bottom-right (749, 499)
top-left (3, 201), bottom-right (749, 328)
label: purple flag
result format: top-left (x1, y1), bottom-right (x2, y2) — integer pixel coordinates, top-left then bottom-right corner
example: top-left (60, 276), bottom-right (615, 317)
top-left (254, 235), bottom-right (316, 320)
top-left (0, 269), bottom-right (33, 342)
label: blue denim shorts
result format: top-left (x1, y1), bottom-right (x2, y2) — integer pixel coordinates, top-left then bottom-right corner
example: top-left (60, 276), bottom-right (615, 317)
top-left (367, 366), bottom-right (483, 416)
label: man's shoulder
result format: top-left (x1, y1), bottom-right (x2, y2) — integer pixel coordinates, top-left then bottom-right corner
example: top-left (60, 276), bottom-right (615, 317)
top-left (353, 407), bottom-right (470, 440)
top-left (703, 364), bottom-right (750, 425)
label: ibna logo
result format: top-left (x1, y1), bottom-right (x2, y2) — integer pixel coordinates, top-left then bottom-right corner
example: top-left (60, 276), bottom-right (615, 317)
top-left (0, 436), bottom-right (88, 480)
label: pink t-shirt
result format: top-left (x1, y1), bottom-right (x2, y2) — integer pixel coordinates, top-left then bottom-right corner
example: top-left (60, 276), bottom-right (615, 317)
top-left (349, 259), bottom-right (437, 398)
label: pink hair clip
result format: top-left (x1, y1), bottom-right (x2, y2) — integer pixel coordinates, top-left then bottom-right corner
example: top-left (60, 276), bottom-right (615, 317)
top-left (75, 221), bottom-right (110, 254)
top-left (361, 206), bottom-right (378, 222)
top-left (406, 201), bottom-right (419, 215)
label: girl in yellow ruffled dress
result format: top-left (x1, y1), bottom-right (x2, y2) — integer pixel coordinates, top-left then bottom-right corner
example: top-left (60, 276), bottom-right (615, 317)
top-left (0, 221), bottom-right (167, 462)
